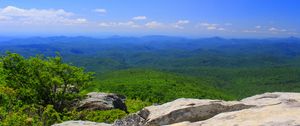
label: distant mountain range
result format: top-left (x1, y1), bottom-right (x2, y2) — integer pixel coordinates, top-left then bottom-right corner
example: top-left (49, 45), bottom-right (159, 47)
top-left (0, 35), bottom-right (299, 45)
top-left (1, 35), bottom-right (300, 99)
top-left (1, 35), bottom-right (300, 72)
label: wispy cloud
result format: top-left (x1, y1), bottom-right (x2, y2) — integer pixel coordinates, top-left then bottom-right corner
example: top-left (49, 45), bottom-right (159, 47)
top-left (173, 20), bottom-right (189, 29)
top-left (98, 21), bottom-right (140, 28)
top-left (132, 16), bottom-right (147, 20)
top-left (75, 18), bottom-right (87, 23)
top-left (243, 30), bottom-right (258, 33)
top-left (255, 25), bottom-right (262, 29)
top-left (243, 26), bottom-right (291, 35)
top-left (0, 15), bottom-right (11, 21)
top-left (269, 27), bottom-right (286, 32)
top-left (197, 22), bottom-right (225, 31)
top-left (145, 21), bottom-right (163, 28)
top-left (0, 6), bottom-right (86, 25)
top-left (288, 32), bottom-right (299, 35)
top-left (94, 8), bottom-right (107, 14)
top-left (0, 6), bottom-right (297, 37)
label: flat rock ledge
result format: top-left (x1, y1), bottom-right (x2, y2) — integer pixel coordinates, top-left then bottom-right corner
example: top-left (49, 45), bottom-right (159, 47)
top-left (169, 92), bottom-right (300, 126)
top-left (54, 92), bottom-right (300, 126)
top-left (113, 99), bottom-right (253, 126)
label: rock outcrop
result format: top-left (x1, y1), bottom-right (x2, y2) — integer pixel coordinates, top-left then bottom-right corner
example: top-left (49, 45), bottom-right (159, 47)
top-left (169, 92), bottom-right (300, 126)
top-left (113, 99), bottom-right (253, 126)
top-left (55, 92), bottom-right (300, 126)
top-left (78, 92), bottom-right (128, 112)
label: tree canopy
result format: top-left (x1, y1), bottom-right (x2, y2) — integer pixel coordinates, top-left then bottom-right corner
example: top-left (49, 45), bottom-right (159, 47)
top-left (0, 52), bottom-right (94, 111)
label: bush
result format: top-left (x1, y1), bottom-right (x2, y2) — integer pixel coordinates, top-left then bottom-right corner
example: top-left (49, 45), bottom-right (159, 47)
top-left (42, 105), bottom-right (61, 126)
top-left (1, 104), bottom-right (42, 126)
top-left (1, 52), bottom-right (94, 111)
top-left (62, 109), bottom-right (127, 123)
top-left (125, 99), bottom-right (151, 113)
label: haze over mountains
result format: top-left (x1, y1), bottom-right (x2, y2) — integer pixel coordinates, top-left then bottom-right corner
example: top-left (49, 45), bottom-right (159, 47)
top-left (1, 36), bottom-right (300, 99)
top-left (1, 36), bottom-right (300, 70)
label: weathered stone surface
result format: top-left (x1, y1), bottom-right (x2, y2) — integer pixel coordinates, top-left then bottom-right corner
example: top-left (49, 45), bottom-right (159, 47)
top-left (52, 121), bottom-right (111, 126)
top-left (113, 109), bottom-right (149, 126)
top-left (114, 98), bottom-right (253, 126)
top-left (78, 92), bottom-right (128, 112)
top-left (58, 92), bottom-right (300, 126)
top-left (169, 92), bottom-right (300, 126)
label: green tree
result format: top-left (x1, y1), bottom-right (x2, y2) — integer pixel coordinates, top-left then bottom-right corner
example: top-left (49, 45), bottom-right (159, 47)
top-left (0, 52), bottom-right (94, 111)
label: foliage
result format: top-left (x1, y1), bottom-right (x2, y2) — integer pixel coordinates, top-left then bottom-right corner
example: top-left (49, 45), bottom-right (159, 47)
top-left (0, 53), bottom-right (154, 126)
top-left (0, 104), bottom-right (42, 126)
top-left (83, 69), bottom-right (235, 103)
top-left (125, 99), bottom-right (152, 113)
top-left (42, 105), bottom-right (61, 126)
top-left (78, 109), bottom-right (126, 123)
top-left (0, 87), bottom-right (17, 109)
top-left (61, 109), bottom-right (126, 123)
top-left (2, 37), bottom-right (300, 125)
top-left (0, 53), bottom-right (96, 126)
top-left (1, 52), bottom-right (94, 111)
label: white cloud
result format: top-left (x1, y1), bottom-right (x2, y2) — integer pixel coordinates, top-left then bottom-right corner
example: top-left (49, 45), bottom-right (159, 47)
top-left (94, 8), bottom-right (107, 14)
top-left (75, 18), bottom-right (87, 23)
top-left (0, 15), bottom-right (11, 21)
top-left (288, 32), bottom-right (299, 35)
top-left (132, 16), bottom-right (147, 20)
top-left (1, 6), bottom-right (73, 17)
top-left (243, 30), bottom-right (258, 33)
top-left (98, 22), bottom-right (114, 27)
top-left (269, 27), bottom-right (277, 31)
top-left (207, 26), bottom-right (217, 30)
top-left (98, 21), bottom-right (140, 28)
top-left (197, 22), bottom-right (225, 31)
top-left (118, 21), bottom-right (140, 27)
top-left (173, 20), bottom-right (189, 29)
top-left (0, 6), bottom-right (86, 25)
top-left (242, 26), bottom-right (291, 35)
top-left (255, 25), bottom-right (262, 29)
top-left (198, 23), bottom-right (218, 27)
top-left (269, 27), bottom-right (287, 33)
top-left (177, 20), bottom-right (189, 24)
top-left (145, 21), bottom-right (163, 28)
top-left (218, 28), bottom-right (225, 31)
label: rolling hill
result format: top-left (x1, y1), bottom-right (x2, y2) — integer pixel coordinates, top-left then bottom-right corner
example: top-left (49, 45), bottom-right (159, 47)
top-left (82, 69), bottom-right (235, 103)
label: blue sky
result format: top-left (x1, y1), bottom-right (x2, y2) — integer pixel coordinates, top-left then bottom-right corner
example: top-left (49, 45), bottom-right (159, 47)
top-left (0, 0), bottom-right (299, 37)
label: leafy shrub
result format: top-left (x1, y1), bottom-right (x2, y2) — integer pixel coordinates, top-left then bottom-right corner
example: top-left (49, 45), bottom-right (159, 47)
top-left (0, 87), bottom-right (16, 108)
top-left (62, 109), bottom-right (127, 123)
top-left (1, 104), bottom-right (42, 126)
top-left (83, 109), bottom-right (127, 123)
top-left (1, 52), bottom-right (94, 111)
top-left (42, 105), bottom-right (61, 126)
top-left (126, 99), bottom-right (151, 113)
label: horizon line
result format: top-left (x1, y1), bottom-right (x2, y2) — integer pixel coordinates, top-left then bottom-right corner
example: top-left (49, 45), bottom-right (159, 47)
top-left (0, 35), bottom-right (299, 40)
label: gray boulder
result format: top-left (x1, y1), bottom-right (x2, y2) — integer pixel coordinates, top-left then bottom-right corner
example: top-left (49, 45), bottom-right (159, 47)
top-left (57, 92), bottom-right (300, 126)
top-left (169, 92), bottom-right (300, 126)
top-left (113, 98), bottom-right (253, 126)
top-left (78, 92), bottom-right (128, 112)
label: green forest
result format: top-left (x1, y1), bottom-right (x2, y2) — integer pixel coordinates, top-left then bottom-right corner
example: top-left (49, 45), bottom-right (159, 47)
top-left (1, 36), bottom-right (300, 125)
